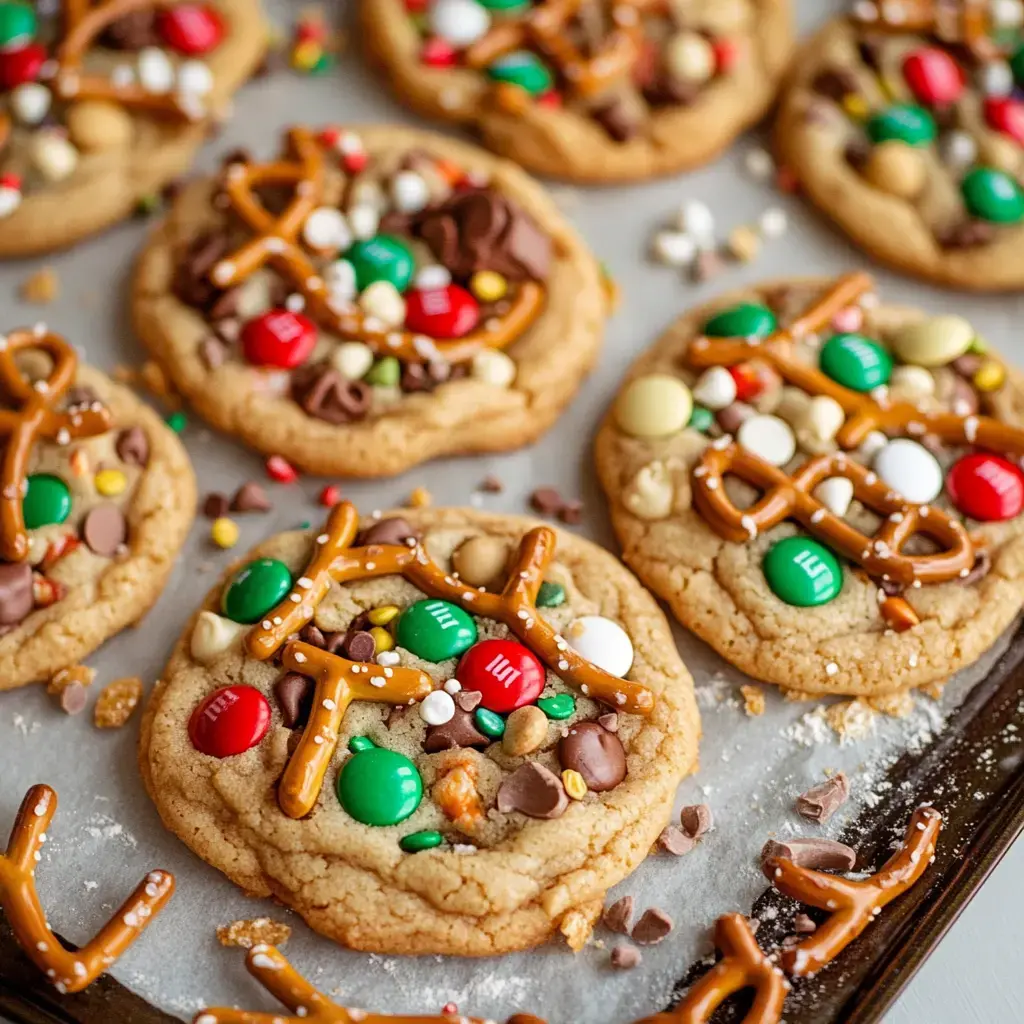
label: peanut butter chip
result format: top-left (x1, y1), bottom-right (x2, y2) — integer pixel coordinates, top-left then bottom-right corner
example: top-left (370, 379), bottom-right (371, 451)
top-left (94, 677), bottom-right (143, 728)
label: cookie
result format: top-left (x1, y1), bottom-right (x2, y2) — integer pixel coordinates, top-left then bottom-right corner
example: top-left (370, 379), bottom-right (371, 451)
top-left (0, 0), bottom-right (267, 257)
top-left (360, 0), bottom-right (794, 182)
top-left (0, 326), bottom-right (196, 691)
top-left (132, 124), bottom-right (607, 476)
top-left (775, 5), bottom-right (1024, 290)
top-left (595, 272), bottom-right (1024, 697)
top-left (139, 502), bottom-right (699, 955)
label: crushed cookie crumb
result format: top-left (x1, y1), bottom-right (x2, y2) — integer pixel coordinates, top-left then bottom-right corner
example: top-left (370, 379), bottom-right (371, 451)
top-left (93, 677), bottom-right (144, 729)
top-left (560, 904), bottom-right (599, 952)
top-left (217, 917), bottom-right (292, 949)
top-left (407, 486), bottom-right (432, 509)
top-left (740, 684), bottom-right (766, 717)
top-left (867, 690), bottom-right (916, 718)
top-left (825, 699), bottom-right (877, 744)
top-left (19, 266), bottom-right (59, 304)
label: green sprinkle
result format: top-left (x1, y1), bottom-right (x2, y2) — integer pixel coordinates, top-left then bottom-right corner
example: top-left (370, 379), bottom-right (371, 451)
top-left (474, 707), bottom-right (505, 738)
top-left (366, 356), bottom-right (401, 387)
top-left (537, 694), bottom-right (575, 720)
top-left (536, 581), bottom-right (565, 608)
top-left (349, 735), bottom-right (376, 753)
top-left (400, 830), bottom-right (444, 852)
top-left (166, 411), bottom-right (187, 433)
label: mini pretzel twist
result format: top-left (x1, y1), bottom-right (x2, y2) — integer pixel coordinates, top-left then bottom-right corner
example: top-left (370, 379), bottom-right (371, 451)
top-left (765, 806), bottom-right (942, 977)
top-left (850, 0), bottom-right (994, 57)
top-left (0, 784), bottom-right (174, 993)
top-left (693, 443), bottom-right (975, 586)
top-left (209, 128), bottom-right (545, 365)
top-left (0, 326), bottom-right (112, 563)
top-left (635, 914), bottom-right (788, 1024)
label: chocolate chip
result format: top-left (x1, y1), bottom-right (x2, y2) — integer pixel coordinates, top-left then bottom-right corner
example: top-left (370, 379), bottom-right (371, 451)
top-left (843, 139), bottom-right (871, 171)
top-left (592, 98), bottom-right (641, 142)
top-left (761, 838), bottom-right (857, 875)
top-left (949, 376), bottom-right (979, 417)
top-left (292, 365), bottom-right (372, 425)
top-left (343, 629), bottom-right (376, 663)
top-left (199, 336), bottom-right (228, 370)
top-left (209, 287), bottom-right (243, 321)
top-left (100, 8), bottom-right (159, 48)
top-left (610, 945), bottom-right (642, 970)
top-left (597, 713), bottom-right (618, 732)
top-left (602, 895), bottom-right (634, 935)
top-left (952, 354), bottom-right (984, 378)
top-left (657, 826), bottom-right (696, 856)
top-left (960, 549), bottom-right (992, 586)
top-left (795, 773), bottom-right (849, 823)
top-left (679, 803), bottom-right (713, 839)
top-left (81, 504), bottom-right (128, 557)
top-left (479, 475), bottom-right (504, 494)
top-left (57, 681), bottom-right (88, 715)
top-left (231, 482), bottom-right (271, 513)
top-left (322, 630), bottom-right (349, 655)
top-left (172, 231), bottom-right (231, 310)
top-left (356, 517), bottom-right (420, 547)
top-left (456, 689), bottom-right (483, 712)
top-left (300, 624), bottom-right (326, 649)
top-left (400, 363), bottom-right (434, 393)
top-left (872, 575), bottom-right (904, 597)
top-left (811, 66), bottom-right (860, 101)
top-left (558, 722), bottom-right (627, 792)
top-left (275, 672), bottom-right (314, 729)
top-left (632, 907), bottom-right (673, 945)
top-left (856, 37), bottom-right (885, 71)
top-left (558, 499), bottom-right (584, 526)
top-left (203, 493), bottom-right (230, 519)
top-left (116, 426), bottom-right (149, 467)
top-left (793, 913), bottom-right (817, 934)
top-left (496, 762), bottom-right (569, 819)
top-left (0, 563), bottom-right (34, 626)
top-left (529, 487), bottom-right (563, 516)
top-left (937, 220), bottom-right (997, 250)
top-left (423, 708), bottom-right (489, 752)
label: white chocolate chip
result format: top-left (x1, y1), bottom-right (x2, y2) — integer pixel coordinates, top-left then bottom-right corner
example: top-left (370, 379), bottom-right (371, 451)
top-left (803, 394), bottom-right (845, 442)
top-left (331, 341), bottom-right (374, 380)
top-left (358, 280), bottom-right (406, 327)
top-left (138, 47), bottom-right (175, 93)
top-left (471, 348), bottom-right (517, 388)
top-left (651, 229), bottom-right (696, 267)
top-left (813, 477), bottom-right (854, 518)
top-left (691, 366), bottom-right (736, 410)
top-left (303, 207), bottom-right (352, 252)
top-left (190, 611), bottom-right (246, 664)
top-left (10, 83), bottom-right (51, 125)
top-left (390, 170), bottom-right (431, 213)
top-left (30, 132), bottom-right (79, 182)
top-left (624, 461), bottom-right (675, 520)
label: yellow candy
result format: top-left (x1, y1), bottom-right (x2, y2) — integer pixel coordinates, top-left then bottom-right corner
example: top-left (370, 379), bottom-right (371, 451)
top-left (94, 468), bottom-right (127, 496)
top-left (841, 94), bottom-right (870, 120)
top-left (561, 769), bottom-right (587, 801)
top-left (291, 40), bottom-right (321, 70)
top-left (370, 626), bottom-right (394, 653)
top-left (973, 359), bottom-right (1006, 392)
top-left (368, 605), bottom-right (399, 627)
top-left (211, 517), bottom-right (240, 549)
top-left (470, 270), bottom-right (508, 303)
top-left (408, 486), bottom-right (431, 508)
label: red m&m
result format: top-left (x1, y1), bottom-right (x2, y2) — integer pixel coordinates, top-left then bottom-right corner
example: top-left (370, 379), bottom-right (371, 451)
top-left (157, 4), bottom-right (225, 55)
top-left (456, 638), bottom-right (544, 713)
top-left (0, 42), bottom-right (45, 89)
top-left (241, 309), bottom-right (317, 368)
top-left (946, 453), bottom-right (1024, 522)
top-left (404, 284), bottom-right (480, 339)
top-left (984, 97), bottom-right (1024, 146)
top-left (189, 685), bottom-right (271, 758)
top-left (728, 363), bottom-right (762, 402)
top-left (902, 47), bottom-right (964, 106)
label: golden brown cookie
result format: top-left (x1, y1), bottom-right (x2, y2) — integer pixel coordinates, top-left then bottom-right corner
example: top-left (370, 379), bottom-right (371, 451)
top-left (595, 272), bottom-right (1024, 697)
top-left (775, 6), bottom-right (1024, 290)
top-left (0, 0), bottom-right (268, 257)
top-left (361, 0), bottom-right (794, 182)
top-left (139, 503), bottom-right (699, 955)
top-left (0, 326), bottom-right (196, 691)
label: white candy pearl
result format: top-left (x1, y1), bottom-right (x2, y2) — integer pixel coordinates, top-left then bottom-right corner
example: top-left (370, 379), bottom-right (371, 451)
top-left (737, 414), bottom-right (796, 466)
top-left (874, 438), bottom-right (943, 504)
top-left (652, 230), bottom-right (696, 267)
top-left (471, 348), bottom-right (517, 387)
top-left (663, 31), bottom-right (715, 84)
top-left (177, 60), bottom-right (213, 96)
top-left (992, 0), bottom-right (1024, 28)
top-left (675, 200), bottom-right (715, 245)
top-left (813, 477), bottom-right (854, 518)
top-left (332, 341), bottom-right (374, 380)
top-left (324, 258), bottom-right (357, 300)
top-left (940, 130), bottom-right (978, 170)
top-left (759, 207), bottom-right (788, 238)
top-left (138, 47), bottom-right (175, 93)
top-left (419, 689), bottom-right (456, 726)
top-left (691, 366), bottom-right (736, 410)
top-left (190, 611), bottom-right (246, 664)
top-left (10, 83), bottom-right (51, 126)
top-left (415, 265), bottom-right (452, 290)
top-left (30, 133), bottom-right (78, 182)
top-left (979, 60), bottom-right (1014, 97)
top-left (349, 204), bottom-right (380, 241)
top-left (303, 207), bottom-right (352, 251)
top-left (565, 616), bottom-right (634, 678)
top-left (359, 280), bottom-right (406, 327)
top-left (0, 185), bottom-right (21, 219)
top-left (428, 0), bottom-right (491, 46)
top-left (391, 171), bottom-right (431, 214)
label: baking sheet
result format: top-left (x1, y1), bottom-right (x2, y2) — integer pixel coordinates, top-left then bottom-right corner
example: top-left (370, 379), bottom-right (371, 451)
top-left (2, 0), bottom-right (1024, 1020)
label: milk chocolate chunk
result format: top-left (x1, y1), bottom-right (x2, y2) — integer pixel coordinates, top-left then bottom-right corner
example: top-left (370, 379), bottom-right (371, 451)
top-left (558, 721), bottom-right (627, 792)
top-left (0, 563), bottom-right (33, 626)
top-left (496, 762), bottom-right (569, 819)
top-left (795, 773), bottom-right (849, 823)
top-left (81, 504), bottom-right (128, 557)
top-left (761, 838), bottom-right (857, 874)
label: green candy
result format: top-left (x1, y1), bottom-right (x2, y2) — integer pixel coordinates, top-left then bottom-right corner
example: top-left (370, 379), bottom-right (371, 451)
top-left (687, 405), bottom-right (714, 433)
top-left (474, 707), bottom-right (505, 738)
top-left (961, 167), bottom-right (1024, 225)
top-left (23, 474), bottom-right (71, 530)
top-left (763, 537), bottom-right (842, 607)
top-left (866, 104), bottom-right (936, 147)
top-left (487, 50), bottom-right (553, 96)
top-left (166, 411), bottom-right (187, 433)
top-left (366, 356), bottom-right (400, 387)
top-left (0, 2), bottom-right (35, 49)
top-left (400, 829), bottom-right (444, 852)
top-left (221, 558), bottom-right (293, 624)
top-left (395, 599), bottom-right (477, 662)
top-left (345, 235), bottom-right (415, 292)
top-left (536, 581), bottom-right (565, 608)
top-left (478, 0), bottom-right (529, 9)
top-left (337, 738), bottom-right (423, 826)
top-left (537, 694), bottom-right (575, 720)
top-left (1011, 45), bottom-right (1024, 89)
top-left (819, 333), bottom-right (892, 392)
top-left (703, 303), bottom-right (777, 340)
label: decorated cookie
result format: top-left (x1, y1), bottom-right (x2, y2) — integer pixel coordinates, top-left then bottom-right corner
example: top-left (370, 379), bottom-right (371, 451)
top-left (139, 501), bottom-right (698, 954)
top-left (595, 272), bottom-right (1024, 697)
top-left (0, 325), bottom-right (195, 690)
top-left (132, 124), bottom-right (607, 476)
top-left (0, 0), bottom-right (267, 256)
top-left (360, 0), bottom-right (794, 182)
top-left (776, 2), bottom-right (1024, 290)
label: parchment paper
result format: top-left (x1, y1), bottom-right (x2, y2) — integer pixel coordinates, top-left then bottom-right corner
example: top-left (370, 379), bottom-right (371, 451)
top-left (2, 0), bottom-right (1024, 1020)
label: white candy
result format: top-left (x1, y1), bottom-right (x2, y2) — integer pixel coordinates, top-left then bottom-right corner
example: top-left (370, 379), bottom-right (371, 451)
top-left (332, 341), bottom-right (374, 380)
top-left (890, 364), bottom-right (935, 399)
top-left (675, 199), bottom-right (715, 245)
top-left (358, 280), bottom-right (406, 326)
top-left (428, 0), bottom-right (491, 46)
top-left (391, 170), bottom-right (430, 214)
top-left (804, 394), bottom-right (845, 441)
top-left (30, 133), bottom-right (78, 182)
top-left (177, 60), bottom-right (213, 96)
top-left (744, 147), bottom-right (775, 180)
top-left (415, 265), bottom-right (452, 290)
top-left (979, 60), bottom-right (1014, 97)
top-left (0, 184), bottom-right (21, 219)
top-left (992, 0), bottom-right (1024, 28)
top-left (303, 207), bottom-right (352, 251)
top-left (691, 366), bottom-right (736, 410)
top-left (939, 130), bottom-right (978, 170)
top-left (419, 689), bottom-right (456, 726)
top-left (565, 616), bottom-right (634, 678)
top-left (813, 477), bottom-right (854, 518)
top-left (759, 207), bottom-right (788, 238)
top-left (857, 429), bottom-right (888, 462)
top-left (471, 348), bottom-right (517, 387)
top-left (190, 611), bottom-right (246, 664)
top-left (737, 414), bottom-right (796, 466)
top-left (10, 83), bottom-right (51, 126)
top-left (324, 258), bottom-right (357, 300)
top-left (651, 230), bottom-right (696, 267)
top-left (138, 47), bottom-right (175, 93)
top-left (349, 204), bottom-right (380, 241)
top-left (874, 438), bottom-right (943, 504)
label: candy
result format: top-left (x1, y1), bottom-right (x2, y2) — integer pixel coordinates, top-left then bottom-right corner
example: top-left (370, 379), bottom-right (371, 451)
top-left (946, 453), bottom-right (1024, 522)
top-left (359, 280), bottom-right (406, 327)
top-left (188, 685), bottom-right (271, 757)
top-left (687, 405), bottom-right (714, 433)
top-left (558, 721), bottom-right (626, 791)
top-left (241, 309), bottom-right (317, 368)
top-left (190, 610), bottom-right (245, 663)
top-left (210, 517), bottom-right (239, 549)
top-left (0, 1), bottom-right (35, 49)
top-left (421, 36), bottom-right (457, 66)
top-left (390, 170), bottom-right (430, 214)
top-left (9, 82), bottom-right (48, 125)
top-left (663, 30), bottom-right (715, 84)
top-left (474, 706), bottom-right (506, 737)
top-left (456, 637), bottom-right (545, 712)
top-left (862, 140), bottom-right (926, 199)
top-left (728, 364), bottom-right (762, 402)
top-left (427, 0), bottom-right (490, 46)
top-left (0, 40), bottom-right (42, 88)
top-left (395, 598), bottom-right (477, 662)
top-left (302, 207), bottom-right (351, 251)
top-left (891, 314), bottom-right (974, 367)
top-left (614, 374), bottom-right (693, 438)
top-left (23, 474), bottom-right (71, 529)
top-left (902, 47), bottom-right (964, 105)
top-left (419, 689), bottom-right (456, 725)
top-left (812, 477), bottom-right (854, 518)
top-left (537, 693), bottom-right (575, 719)
top-left (336, 738), bottom-right (422, 826)
top-left (365, 355), bottom-right (400, 387)
top-left (866, 104), bottom-right (936, 146)
top-left (763, 537), bottom-right (842, 607)
top-left (400, 830), bottom-right (444, 852)
top-left (691, 366), bottom-right (737, 411)
top-left (471, 349), bottom-right (517, 387)
top-left (345, 235), bottom-right (415, 292)
top-left (564, 616), bottom-right (633, 678)
top-left (873, 439), bottom-right (943, 504)
top-left (265, 454), bottom-right (298, 483)
top-left (158, 4), bottom-right (223, 54)
top-left (961, 167), bottom-right (1024, 223)
top-left (736, 414), bottom-right (795, 467)
top-left (819, 333), bottom-right (893, 392)
top-left (487, 50), bottom-right (553, 95)
top-left (536, 581), bottom-right (565, 607)
top-left (368, 605), bottom-right (400, 626)
top-left (404, 283), bottom-right (480, 338)
top-left (703, 303), bottom-right (777, 339)
top-left (985, 96), bottom-right (1024, 146)
top-left (470, 270), bottom-right (507, 301)
top-left (973, 358), bottom-right (1006, 392)
top-left (29, 130), bottom-right (78, 182)
top-left (331, 340), bottom-right (373, 380)
top-left (93, 468), bottom-right (127, 497)
top-left (221, 558), bottom-right (293, 624)
top-left (138, 46), bottom-right (175, 92)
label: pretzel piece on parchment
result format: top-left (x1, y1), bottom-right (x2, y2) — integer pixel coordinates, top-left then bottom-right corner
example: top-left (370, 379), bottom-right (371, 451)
top-left (0, 784), bottom-right (174, 993)
top-left (209, 128), bottom-right (545, 364)
top-left (764, 805), bottom-right (942, 977)
top-left (0, 326), bottom-right (113, 562)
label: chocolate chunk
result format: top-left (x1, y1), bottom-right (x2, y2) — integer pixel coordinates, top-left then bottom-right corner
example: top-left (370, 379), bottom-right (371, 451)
top-left (292, 365), bottom-right (372, 425)
top-left (300, 624), bottom-right (326, 649)
top-left (592, 98), bottom-right (641, 142)
top-left (479, 475), bottom-right (504, 494)
top-left (793, 913), bottom-right (817, 934)
top-left (209, 286), bottom-right (243, 321)
top-left (356, 517), bottom-right (420, 547)
top-left (843, 139), bottom-right (871, 171)
top-left (529, 487), bottom-right (563, 515)
top-left (610, 945), bottom-right (642, 969)
top-left (0, 563), bottom-right (34, 626)
top-left (101, 8), bottom-right (159, 48)
top-left (57, 681), bottom-right (88, 715)
top-left (116, 426), bottom-right (149, 467)
top-left (400, 362), bottom-right (435, 394)
top-left (275, 672), bottom-right (314, 729)
top-left (597, 713), bottom-right (618, 732)
top-left (795, 773), bottom-right (849, 823)
top-left (199, 336), bottom-right (228, 370)
top-left (558, 722), bottom-right (627, 792)
top-left (456, 689), bottom-right (483, 712)
top-left (343, 629), bottom-right (376, 663)
top-left (81, 504), bottom-right (128, 557)
top-left (65, 385), bottom-right (101, 409)
top-left (423, 708), bottom-right (489, 752)
top-left (657, 825), bottom-right (696, 856)
top-left (960, 549), bottom-right (991, 586)
top-left (558, 499), bottom-right (584, 526)
top-left (949, 376), bottom-right (979, 417)
top-left (761, 838), bottom-right (857, 875)
top-left (231, 482), bottom-right (271, 513)
top-left (496, 762), bottom-right (569, 819)
top-left (203, 493), bottom-right (230, 519)
top-left (632, 907), bottom-right (673, 945)
top-left (937, 220), bottom-right (997, 250)
top-left (952, 354), bottom-right (984, 379)
top-left (811, 66), bottom-right (860, 101)
top-left (172, 231), bottom-right (231, 310)
top-left (679, 803), bottom-right (713, 839)
top-left (602, 895), bottom-right (634, 935)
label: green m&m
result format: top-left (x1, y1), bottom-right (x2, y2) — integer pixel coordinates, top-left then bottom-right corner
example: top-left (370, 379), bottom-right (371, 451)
top-left (395, 599), bottom-right (477, 662)
top-left (536, 581), bottom-right (565, 608)
top-left (0, 2), bottom-right (36, 50)
top-left (221, 558), bottom-right (293, 624)
top-left (866, 104), bottom-right (936, 146)
top-left (337, 736), bottom-right (423, 826)
top-left (23, 474), bottom-right (71, 529)
top-left (763, 537), bottom-right (842, 607)
top-left (703, 303), bottom-right (777, 340)
top-left (961, 167), bottom-right (1024, 224)
top-left (474, 707), bottom-right (505, 738)
top-left (537, 693), bottom-right (575, 720)
top-left (345, 235), bottom-right (414, 292)
top-left (819, 333), bottom-right (892, 392)
top-left (687, 405), bottom-right (714, 433)
top-left (1012, 45), bottom-right (1024, 89)
top-left (400, 829), bottom-right (444, 852)
top-left (487, 50), bottom-right (553, 95)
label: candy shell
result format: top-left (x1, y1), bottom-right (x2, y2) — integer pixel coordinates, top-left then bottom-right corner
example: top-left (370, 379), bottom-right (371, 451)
top-left (866, 104), bottom-right (936, 146)
top-left (819, 333), bottom-right (893, 392)
top-left (614, 374), bottom-right (693, 438)
top-left (902, 47), bottom-right (964, 105)
top-left (0, 41), bottom-right (44, 89)
top-left (157, 4), bottom-right (224, 55)
top-left (487, 50), bottom-right (553, 95)
top-left (946, 453), bottom-right (1024, 522)
top-left (337, 741), bottom-right (423, 826)
top-left (241, 309), bottom-right (317, 368)
top-left (873, 439), bottom-right (943, 504)
top-left (345, 235), bottom-right (415, 292)
top-left (428, 0), bottom-right (490, 46)
top-left (396, 599), bottom-right (477, 662)
top-left (189, 685), bottom-right (271, 757)
top-left (985, 96), bottom-right (1024, 146)
top-left (0, 2), bottom-right (35, 51)
top-left (763, 537), bottom-right (842, 607)
top-left (890, 315), bottom-right (974, 367)
top-left (564, 616), bottom-right (633, 678)
top-left (703, 303), bottom-right (777, 339)
top-left (23, 473), bottom-right (71, 529)
top-left (537, 693), bottom-right (575, 719)
top-left (221, 558), bottom-right (293, 624)
top-left (404, 283), bottom-right (480, 338)
top-left (400, 830), bottom-right (444, 852)
top-left (961, 167), bottom-right (1024, 224)
top-left (456, 638), bottom-right (545, 712)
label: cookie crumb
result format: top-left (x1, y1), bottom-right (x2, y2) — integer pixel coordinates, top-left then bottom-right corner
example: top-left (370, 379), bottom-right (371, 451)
top-left (94, 677), bottom-right (144, 728)
top-left (867, 690), bottom-right (915, 718)
top-left (825, 699), bottom-right (877, 743)
top-left (921, 680), bottom-right (945, 701)
top-left (560, 904), bottom-right (598, 952)
top-left (726, 225), bottom-right (761, 263)
top-left (407, 486), bottom-right (432, 509)
top-left (740, 684), bottom-right (766, 717)
top-left (217, 917), bottom-right (292, 949)
top-left (610, 944), bottom-right (642, 969)
top-left (140, 360), bottom-right (181, 408)
top-left (19, 266), bottom-right (59, 304)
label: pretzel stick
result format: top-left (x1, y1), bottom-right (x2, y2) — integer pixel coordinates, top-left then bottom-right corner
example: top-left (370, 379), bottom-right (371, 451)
top-left (636, 914), bottom-right (788, 1024)
top-left (850, 0), bottom-right (994, 57)
top-left (278, 642), bottom-right (435, 819)
top-left (0, 785), bottom-right (174, 993)
top-left (765, 806), bottom-right (942, 977)
top-left (0, 327), bottom-right (112, 562)
top-left (0, 113), bottom-right (10, 154)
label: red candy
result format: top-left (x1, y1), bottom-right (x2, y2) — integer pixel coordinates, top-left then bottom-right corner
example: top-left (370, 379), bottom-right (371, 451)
top-left (728, 363), bottom-right (762, 402)
top-left (946, 453), bottom-right (1024, 522)
top-left (189, 685), bottom-right (271, 758)
top-left (265, 454), bottom-right (298, 483)
top-left (712, 38), bottom-right (740, 73)
top-left (421, 38), bottom-right (456, 67)
top-left (902, 47), bottom-right (964, 106)
top-left (456, 638), bottom-right (545, 713)
top-left (0, 43), bottom-right (46, 89)
top-left (984, 97), bottom-right (1024, 146)
top-left (319, 483), bottom-right (341, 507)
top-left (157, 4), bottom-right (225, 55)
top-left (241, 309), bottom-right (317, 368)
top-left (536, 91), bottom-right (562, 109)
top-left (404, 284), bottom-right (480, 339)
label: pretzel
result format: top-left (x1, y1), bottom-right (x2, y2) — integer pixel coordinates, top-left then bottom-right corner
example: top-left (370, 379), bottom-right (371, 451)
top-left (0, 326), bottom-right (112, 562)
top-left (247, 501), bottom-right (656, 713)
top-left (693, 444), bottom-right (975, 586)
top-left (764, 805), bottom-right (942, 977)
top-left (850, 0), bottom-right (995, 58)
top-left (635, 914), bottom-right (788, 1024)
top-left (0, 784), bottom-right (174, 993)
top-left (209, 128), bottom-right (545, 364)
top-left (193, 943), bottom-right (548, 1023)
